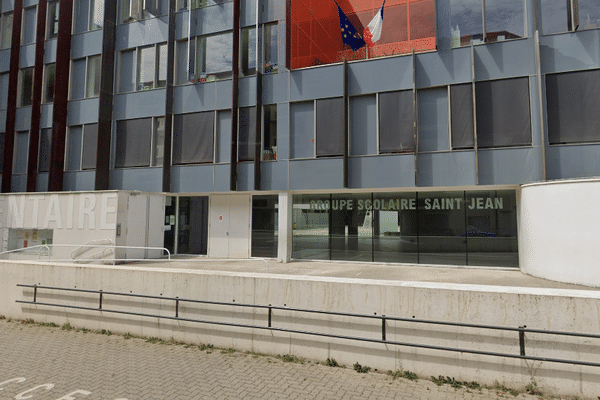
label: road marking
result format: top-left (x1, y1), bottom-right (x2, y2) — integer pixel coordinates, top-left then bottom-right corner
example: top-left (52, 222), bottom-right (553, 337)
top-left (15, 384), bottom-right (54, 399)
top-left (0, 377), bottom-right (127, 400)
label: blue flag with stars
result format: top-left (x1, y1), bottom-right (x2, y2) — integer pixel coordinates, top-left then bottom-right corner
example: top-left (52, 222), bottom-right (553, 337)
top-left (335, 1), bottom-right (366, 52)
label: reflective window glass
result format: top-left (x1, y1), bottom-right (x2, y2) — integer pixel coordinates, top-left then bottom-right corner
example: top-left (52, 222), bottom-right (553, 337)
top-left (22, 7), bottom-right (37, 44)
top-left (264, 23), bottom-right (278, 73)
top-left (373, 192), bottom-right (418, 263)
top-left (251, 195), bottom-right (278, 258)
top-left (86, 55), bottom-right (101, 98)
top-left (196, 33), bottom-right (233, 80)
top-left (19, 68), bottom-right (34, 107)
top-left (292, 194), bottom-right (331, 260)
top-left (43, 64), bottom-right (56, 104)
top-left (47, 0), bottom-right (59, 38)
top-left (240, 27), bottom-right (256, 77)
top-left (485, 0), bottom-right (524, 42)
top-left (1, 12), bottom-right (13, 49)
top-left (138, 46), bottom-right (156, 91)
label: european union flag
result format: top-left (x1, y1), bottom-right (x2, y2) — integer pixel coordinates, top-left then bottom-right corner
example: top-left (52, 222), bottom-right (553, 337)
top-left (335, 1), bottom-right (365, 52)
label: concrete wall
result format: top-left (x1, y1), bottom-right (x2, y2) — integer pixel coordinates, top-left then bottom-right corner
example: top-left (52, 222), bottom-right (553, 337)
top-left (2, 261), bottom-right (600, 398)
top-left (520, 178), bottom-right (600, 287)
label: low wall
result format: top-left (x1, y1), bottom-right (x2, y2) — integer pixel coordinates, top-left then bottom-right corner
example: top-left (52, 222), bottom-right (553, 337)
top-left (1, 261), bottom-right (600, 398)
top-left (520, 178), bottom-right (600, 287)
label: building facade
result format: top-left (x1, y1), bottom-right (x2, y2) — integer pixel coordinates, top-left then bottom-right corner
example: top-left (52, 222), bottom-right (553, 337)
top-left (0, 0), bottom-right (599, 268)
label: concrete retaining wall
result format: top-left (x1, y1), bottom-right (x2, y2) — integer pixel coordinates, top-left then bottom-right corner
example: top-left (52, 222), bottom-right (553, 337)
top-left (2, 260), bottom-right (600, 398)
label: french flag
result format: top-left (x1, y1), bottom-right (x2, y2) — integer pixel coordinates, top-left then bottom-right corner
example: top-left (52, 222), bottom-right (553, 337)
top-left (364, 0), bottom-right (385, 46)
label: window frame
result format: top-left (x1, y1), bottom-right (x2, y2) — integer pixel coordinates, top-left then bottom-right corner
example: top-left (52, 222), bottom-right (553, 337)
top-left (121, 0), bottom-right (164, 23)
top-left (70, 55), bottom-right (102, 99)
top-left (114, 116), bottom-right (165, 168)
top-left (119, 43), bottom-right (167, 93)
top-left (46, 0), bottom-right (60, 39)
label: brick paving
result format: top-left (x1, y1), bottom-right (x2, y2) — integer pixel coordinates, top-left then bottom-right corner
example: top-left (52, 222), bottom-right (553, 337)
top-left (0, 319), bottom-right (574, 400)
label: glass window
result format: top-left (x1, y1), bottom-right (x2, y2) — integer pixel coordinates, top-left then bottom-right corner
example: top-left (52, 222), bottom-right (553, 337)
top-left (330, 192), bottom-right (373, 262)
top-left (379, 90), bottom-right (414, 153)
top-left (74, 0), bottom-right (90, 33)
top-left (43, 64), bottom-right (56, 104)
top-left (38, 128), bottom-right (52, 173)
top-left (476, 77), bottom-right (532, 148)
top-left (81, 123), bottom-right (98, 169)
top-left (542, 0), bottom-right (600, 35)
top-left (1, 12), bottom-right (13, 49)
top-left (157, 44), bottom-right (167, 88)
top-left (238, 107), bottom-right (256, 162)
top-left (70, 59), bottom-right (87, 100)
top-left (86, 55), bottom-right (101, 97)
top-left (115, 118), bottom-right (152, 168)
top-left (216, 110), bottom-right (231, 163)
top-left (290, 101), bottom-right (314, 159)
top-left (19, 68), bottom-right (34, 107)
top-left (119, 49), bottom-right (136, 93)
top-left (450, 84), bottom-right (474, 149)
top-left (175, 40), bottom-right (189, 85)
top-left (90, 0), bottom-right (104, 29)
top-left (316, 98), bottom-right (344, 157)
top-left (264, 23), bottom-right (278, 73)
top-left (121, 0), bottom-right (141, 22)
top-left (22, 6), bottom-right (37, 45)
top-left (47, 0), bottom-right (60, 39)
top-left (13, 131), bottom-right (29, 174)
top-left (485, 0), bottom-right (524, 43)
top-left (292, 194), bottom-right (331, 260)
top-left (546, 69), bottom-right (600, 144)
top-left (418, 87), bottom-right (449, 152)
top-left (195, 33), bottom-right (233, 81)
top-left (0, 73), bottom-right (9, 109)
top-left (172, 112), bottom-right (214, 165)
top-left (350, 95), bottom-right (377, 156)
top-left (66, 126), bottom-right (83, 171)
top-left (121, 0), bottom-right (164, 23)
top-left (152, 117), bottom-right (165, 166)
top-left (262, 104), bottom-right (277, 161)
top-left (373, 192), bottom-right (418, 263)
top-left (240, 27), bottom-right (256, 77)
top-left (138, 46), bottom-right (156, 91)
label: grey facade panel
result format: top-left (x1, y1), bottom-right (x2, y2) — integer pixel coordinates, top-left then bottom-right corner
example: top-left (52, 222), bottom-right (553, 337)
top-left (0, 49), bottom-right (9, 72)
top-left (35, 173), bottom-right (48, 191)
top-left (116, 17), bottom-right (169, 50)
top-left (238, 76), bottom-right (256, 107)
top-left (15, 108), bottom-right (32, 131)
top-left (40, 104), bottom-right (53, 128)
top-left (415, 47), bottom-right (472, 87)
top-left (261, 73), bottom-right (288, 105)
top-left (540, 30), bottom-right (600, 74)
top-left (19, 44), bottom-right (36, 68)
top-left (236, 162), bottom-right (254, 191)
top-left (213, 164), bottom-right (231, 192)
top-left (348, 56), bottom-right (413, 95)
top-left (63, 171), bottom-right (96, 192)
top-left (275, 102), bottom-right (289, 160)
top-left (10, 174), bottom-right (27, 192)
top-left (43, 40), bottom-right (57, 63)
top-left (67, 99), bottom-right (100, 126)
top-left (260, 161), bottom-right (288, 191)
top-left (70, 30), bottom-right (103, 59)
top-left (478, 147), bottom-right (543, 185)
top-left (112, 91), bottom-right (167, 120)
top-left (546, 144), bottom-right (600, 180)
top-left (173, 84), bottom-right (217, 114)
top-left (290, 64), bottom-right (344, 101)
top-left (110, 168), bottom-right (164, 192)
top-left (348, 154), bottom-right (416, 189)
top-left (417, 151), bottom-right (477, 187)
top-left (215, 79), bottom-right (233, 110)
top-left (474, 39), bottom-right (536, 81)
top-left (170, 164), bottom-right (215, 193)
top-left (289, 158), bottom-right (344, 190)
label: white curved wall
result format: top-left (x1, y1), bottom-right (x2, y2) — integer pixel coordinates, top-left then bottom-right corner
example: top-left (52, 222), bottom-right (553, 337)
top-left (520, 178), bottom-right (600, 287)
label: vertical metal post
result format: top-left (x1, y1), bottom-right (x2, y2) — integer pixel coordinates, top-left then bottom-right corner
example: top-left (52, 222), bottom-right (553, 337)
top-left (33, 285), bottom-right (37, 303)
top-left (519, 325), bottom-right (526, 356)
top-left (175, 297), bottom-right (179, 318)
top-left (98, 290), bottom-right (103, 310)
top-left (268, 305), bottom-right (272, 327)
top-left (381, 315), bottom-right (386, 341)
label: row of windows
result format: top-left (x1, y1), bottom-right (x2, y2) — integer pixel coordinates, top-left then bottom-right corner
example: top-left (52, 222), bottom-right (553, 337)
top-left (290, 77), bottom-right (532, 159)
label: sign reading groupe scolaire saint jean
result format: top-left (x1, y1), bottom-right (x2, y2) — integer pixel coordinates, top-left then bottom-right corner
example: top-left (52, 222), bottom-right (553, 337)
top-left (309, 197), bottom-right (505, 211)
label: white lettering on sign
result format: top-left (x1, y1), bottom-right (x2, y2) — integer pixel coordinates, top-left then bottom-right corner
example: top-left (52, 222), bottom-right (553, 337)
top-left (55, 390), bottom-right (92, 400)
top-left (78, 194), bottom-right (96, 230)
top-left (43, 195), bottom-right (63, 229)
top-left (0, 378), bottom-right (26, 391)
top-left (15, 383), bottom-right (54, 399)
top-left (6, 193), bottom-right (118, 230)
top-left (467, 197), bottom-right (503, 210)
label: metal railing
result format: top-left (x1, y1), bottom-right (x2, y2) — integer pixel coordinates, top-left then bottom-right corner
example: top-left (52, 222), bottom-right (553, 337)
top-left (15, 283), bottom-right (600, 368)
top-left (0, 244), bottom-right (171, 263)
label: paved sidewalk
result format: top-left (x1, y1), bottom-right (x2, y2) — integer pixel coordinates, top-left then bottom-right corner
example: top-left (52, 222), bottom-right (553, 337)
top-left (0, 319), bottom-right (574, 400)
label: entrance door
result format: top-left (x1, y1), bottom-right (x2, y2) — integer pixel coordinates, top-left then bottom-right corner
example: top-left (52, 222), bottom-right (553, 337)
top-left (177, 196), bottom-right (208, 255)
top-left (209, 195), bottom-right (250, 258)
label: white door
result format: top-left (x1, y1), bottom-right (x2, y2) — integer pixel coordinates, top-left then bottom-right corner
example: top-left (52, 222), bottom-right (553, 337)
top-left (209, 195), bottom-right (250, 258)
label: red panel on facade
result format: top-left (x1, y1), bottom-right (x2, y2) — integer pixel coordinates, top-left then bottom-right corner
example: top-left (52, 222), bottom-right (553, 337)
top-left (289, 0), bottom-right (436, 69)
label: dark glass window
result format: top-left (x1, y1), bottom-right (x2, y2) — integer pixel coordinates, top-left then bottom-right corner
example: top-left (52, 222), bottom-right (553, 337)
top-left (238, 107), bottom-right (257, 162)
top-left (172, 112), bottom-right (214, 165)
top-left (251, 195), bottom-right (278, 258)
top-left (115, 118), bottom-right (152, 168)
top-left (19, 68), bottom-right (34, 107)
top-left (262, 105), bottom-right (277, 161)
top-left (38, 129), bottom-right (52, 173)
top-left (379, 90), bottom-right (414, 153)
top-left (476, 77), bottom-right (531, 148)
top-left (316, 97), bottom-right (344, 157)
top-left (546, 69), bottom-right (600, 144)
top-left (451, 83), bottom-right (474, 149)
top-left (82, 124), bottom-right (98, 170)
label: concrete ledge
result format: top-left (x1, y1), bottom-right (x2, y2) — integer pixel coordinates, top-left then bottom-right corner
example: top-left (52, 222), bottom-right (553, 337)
top-left (2, 260), bottom-right (600, 398)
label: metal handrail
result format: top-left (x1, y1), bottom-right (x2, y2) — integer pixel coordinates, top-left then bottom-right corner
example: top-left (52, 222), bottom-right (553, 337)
top-left (71, 239), bottom-right (114, 260)
top-left (0, 244), bottom-right (171, 263)
top-left (15, 283), bottom-right (600, 368)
